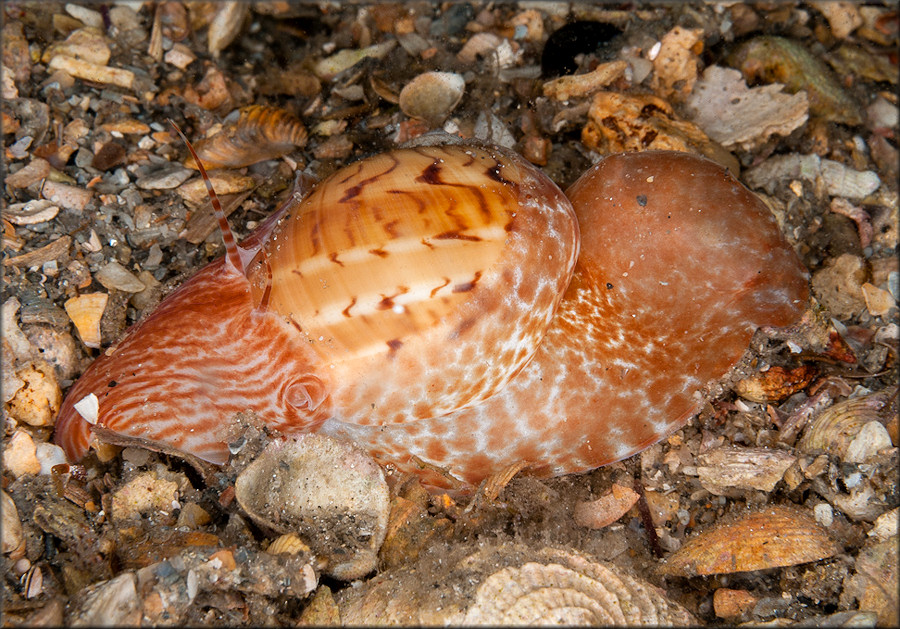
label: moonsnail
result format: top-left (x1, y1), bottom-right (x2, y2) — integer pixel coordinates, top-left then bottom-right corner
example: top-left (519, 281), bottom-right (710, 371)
top-left (54, 138), bottom-right (579, 467)
top-left (54, 139), bottom-right (809, 489)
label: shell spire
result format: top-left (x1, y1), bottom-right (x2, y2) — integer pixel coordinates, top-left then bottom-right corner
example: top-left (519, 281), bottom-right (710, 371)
top-left (169, 120), bottom-right (245, 275)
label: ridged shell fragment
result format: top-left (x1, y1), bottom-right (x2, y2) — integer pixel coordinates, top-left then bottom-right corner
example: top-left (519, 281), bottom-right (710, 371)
top-left (184, 105), bottom-right (308, 170)
top-left (63, 292), bottom-right (108, 349)
top-left (338, 542), bottom-right (696, 625)
top-left (3, 199), bottom-right (59, 225)
top-left (659, 505), bottom-right (840, 577)
top-left (798, 388), bottom-right (898, 463)
top-left (234, 433), bottom-right (389, 581)
top-left (696, 446), bottom-right (797, 495)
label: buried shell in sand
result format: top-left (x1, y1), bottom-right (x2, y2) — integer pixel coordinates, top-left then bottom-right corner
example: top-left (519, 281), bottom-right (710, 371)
top-left (337, 541), bottom-right (696, 625)
top-left (234, 433), bottom-right (390, 581)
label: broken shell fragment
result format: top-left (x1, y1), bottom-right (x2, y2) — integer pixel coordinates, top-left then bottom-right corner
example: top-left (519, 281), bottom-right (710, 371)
top-left (207, 2), bottom-right (249, 55)
top-left (94, 260), bottom-right (146, 293)
top-left (184, 105), bottom-right (308, 170)
top-left (798, 388), bottom-right (898, 463)
top-left (573, 482), bottom-right (640, 529)
top-left (234, 433), bottom-right (390, 581)
top-left (659, 505), bottom-right (840, 577)
top-left (3, 199), bottom-right (60, 226)
top-left (5, 361), bottom-right (62, 427)
top-left (338, 542), bottom-right (696, 625)
top-left (398, 71), bottom-right (465, 127)
top-left (581, 91), bottom-right (740, 174)
top-left (63, 292), bottom-right (108, 349)
top-left (696, 446), bottom-right (798, 495)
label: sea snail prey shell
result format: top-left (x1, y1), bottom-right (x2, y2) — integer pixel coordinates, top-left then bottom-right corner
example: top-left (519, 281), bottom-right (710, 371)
top-left (54, 142), bottom-right (580, 468)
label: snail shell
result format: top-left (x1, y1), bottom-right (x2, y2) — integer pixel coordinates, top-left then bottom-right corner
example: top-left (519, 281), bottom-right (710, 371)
top-left (54, 142), bottom-right (578, 465)
top-left (183, 105), bottom-right (308, 170)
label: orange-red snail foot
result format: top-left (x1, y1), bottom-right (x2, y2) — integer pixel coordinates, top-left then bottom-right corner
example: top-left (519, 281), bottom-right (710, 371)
top-left (54, 147), bottom-right (809, 492)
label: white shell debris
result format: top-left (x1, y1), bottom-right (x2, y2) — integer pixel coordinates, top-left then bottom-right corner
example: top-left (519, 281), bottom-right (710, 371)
top-left (2, 490), bottom-right (26, 559)
top-left (68, 573), bottom-right (141, 627)
top-left (744, 153), bottom-right (881, 199)
top-left (235, 433), bottom-right (390, 580)
top-left (3, 199), bottom-right (60, 225)
top-left (474, 111), bottom-right (516, 148)
top-left (35, 443), bottom-right (68, 474)
top-left (313, 40), bottom-right (396, 81)
top-left (94, 260), bottom-right (147, 293)
top-left (685, 66), bottom-right (809, 151)
top-left (73, 393), bottom-right (100, 425)
top-left (697, 446), bottom-right (798, 494)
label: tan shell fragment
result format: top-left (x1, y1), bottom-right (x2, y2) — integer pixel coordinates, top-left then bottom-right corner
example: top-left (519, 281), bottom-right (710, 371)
top-left (659, 505), bottom-right (840, 577)
top-left (5, 361), bottom-right (62, 427)
top-left (542, 60), bottom-right (628, 101)
top-left (64, 292), bottom-right (108, 349)
top-left (734, 364), bottom-right (817, 404)
top-left (338, 542), bottom-right (696, 625)
top-left (650, 26), bottom-right (704, 102)
top-left (184, 105), bottom-right (308, 170)
top-left (798, 388), bottom-right (898, 463)
top-left (2, 490), bottom-right (26, 559)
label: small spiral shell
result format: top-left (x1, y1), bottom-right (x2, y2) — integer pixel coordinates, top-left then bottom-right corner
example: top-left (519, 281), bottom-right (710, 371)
top-left (184, 105), bottom-right (308, 169)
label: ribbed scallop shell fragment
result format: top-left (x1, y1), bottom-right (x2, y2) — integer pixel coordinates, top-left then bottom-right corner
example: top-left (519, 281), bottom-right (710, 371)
top-left (337, 542), bottom-right (696, 625)
top-left (660, 505), bottom-right (840, 577)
